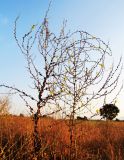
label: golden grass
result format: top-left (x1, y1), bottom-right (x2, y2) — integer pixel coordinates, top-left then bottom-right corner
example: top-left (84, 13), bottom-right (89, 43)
top-left (0, 116), bottom-right (124, 160)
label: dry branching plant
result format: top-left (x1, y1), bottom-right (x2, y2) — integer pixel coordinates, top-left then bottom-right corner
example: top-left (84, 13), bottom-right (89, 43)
top-left (57, 31), bottom-right (122, 159)
top-left (0, 5), bottom-right (123, 159)
top-left (0, 96), bottom-right (10, 116)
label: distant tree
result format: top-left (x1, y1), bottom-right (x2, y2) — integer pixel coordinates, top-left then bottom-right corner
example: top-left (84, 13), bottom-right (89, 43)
top-left (19, 113), bottom-right (24, 117)
top-left (77, 116), bottom-right (88, 121)
top-left (100, 104), bottom-right (119, 120)
top-left (0, 97), bottom-right (10, 116)
top-left (115, 118), bottom-right (120, 121)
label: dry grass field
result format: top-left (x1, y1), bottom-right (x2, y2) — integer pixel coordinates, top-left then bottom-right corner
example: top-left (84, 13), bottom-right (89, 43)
top-left (0, 116), bottom-right (124, 160)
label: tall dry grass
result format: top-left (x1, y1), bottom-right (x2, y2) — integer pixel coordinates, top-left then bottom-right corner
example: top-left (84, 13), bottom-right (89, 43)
top-left (0, 116), bottom-right (124, 160)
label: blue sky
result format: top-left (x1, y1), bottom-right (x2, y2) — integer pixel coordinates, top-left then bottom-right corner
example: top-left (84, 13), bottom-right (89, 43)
top-left (0, 0), bottom-right (124, 117)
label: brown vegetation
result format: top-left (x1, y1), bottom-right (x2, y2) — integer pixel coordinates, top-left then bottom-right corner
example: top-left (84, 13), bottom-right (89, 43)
top-left (0, 116), bottom-right (124, 160)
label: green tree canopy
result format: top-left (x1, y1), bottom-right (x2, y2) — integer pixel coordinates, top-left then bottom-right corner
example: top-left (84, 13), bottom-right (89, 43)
top-left (100, 104), bottom-right (119, 120)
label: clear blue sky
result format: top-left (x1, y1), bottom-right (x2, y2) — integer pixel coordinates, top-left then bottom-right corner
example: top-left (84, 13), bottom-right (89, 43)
top-left (0, 0), bottom-right (124, 117)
